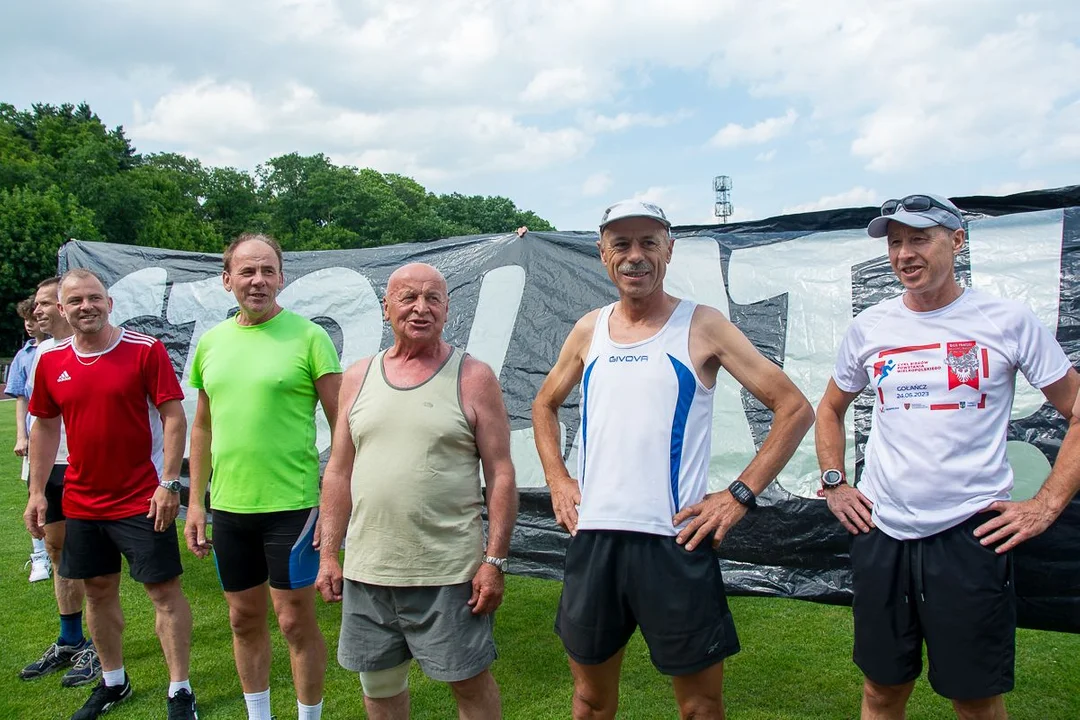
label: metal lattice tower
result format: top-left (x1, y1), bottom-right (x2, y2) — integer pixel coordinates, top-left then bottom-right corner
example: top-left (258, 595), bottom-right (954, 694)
top-left (713, 175), bottom-right (733, 223)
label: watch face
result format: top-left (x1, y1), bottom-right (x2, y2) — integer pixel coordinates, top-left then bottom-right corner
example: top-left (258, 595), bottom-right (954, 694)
top-left (822, 470), bottom-right (843, 486)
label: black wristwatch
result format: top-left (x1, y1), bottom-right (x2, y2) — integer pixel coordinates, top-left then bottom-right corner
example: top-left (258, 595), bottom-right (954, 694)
top-left (727, 480), bottom-right (757, 509)
top-left (820, 469), bottom-right (846, 490)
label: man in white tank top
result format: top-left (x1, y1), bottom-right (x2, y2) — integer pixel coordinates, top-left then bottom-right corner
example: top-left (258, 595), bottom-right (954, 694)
top-left (533, 200), bottom-right (814, 719)
top-left (316, 263), bottom-right (518, 720)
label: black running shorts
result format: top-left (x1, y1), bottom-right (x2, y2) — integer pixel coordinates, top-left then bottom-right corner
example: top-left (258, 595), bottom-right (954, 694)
top-left (556, 529), bottom-right (740, 676)
top-left (850, 513), bottom-right (1015, 700)
top-left (61, 513), bottom-right (183, 584)
top-left (211, 507), bottom-right (319, 593)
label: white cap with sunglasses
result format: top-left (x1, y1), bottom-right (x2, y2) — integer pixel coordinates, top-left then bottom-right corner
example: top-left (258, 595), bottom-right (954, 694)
top-left (867, 194), bottom-right (965, 238)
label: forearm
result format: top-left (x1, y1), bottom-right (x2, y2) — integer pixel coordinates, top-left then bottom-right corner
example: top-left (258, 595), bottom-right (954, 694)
top-left (532, 399), bottom-right (570, 484)
top-left (737, 399), bottom-right (814, 494)
top-left (161, 413), bottom-right (186, 480)
top-left (484, 465), bottom-right (518, 557)
top-left (814, 404), bottom-right (848, 473)
top-left (28, 423), bottom-right (60, 496)
top-left (318, 466), bottom-right (352, 561)
top-left (187, 425), bottom-right (213, 509)
top-left (1034, 417), bottom-right (1080, 516)
top-left (15, 397), bottom-right (29, 443)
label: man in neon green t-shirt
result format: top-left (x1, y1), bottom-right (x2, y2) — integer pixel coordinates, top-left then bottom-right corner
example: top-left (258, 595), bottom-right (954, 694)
top-left (184, 233), bottom-right (341, 720)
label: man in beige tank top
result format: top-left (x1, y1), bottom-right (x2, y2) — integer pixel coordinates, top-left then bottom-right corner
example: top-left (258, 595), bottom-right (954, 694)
top-left (317, 262), bottom-right (519, 719)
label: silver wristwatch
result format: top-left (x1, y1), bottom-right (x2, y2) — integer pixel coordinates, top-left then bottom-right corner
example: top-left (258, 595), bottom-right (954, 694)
top-left (483, 555), bottom-right (508, 574)
top-left (158, 478), bottom-right (182, 493)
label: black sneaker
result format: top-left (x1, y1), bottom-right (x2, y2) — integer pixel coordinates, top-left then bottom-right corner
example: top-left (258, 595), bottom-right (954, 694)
top-left (19, 639), bottom-right (85, 680)
top-left (71, 676), bottom-right (132, 719)
top-left (61, 642), bottom-right (101, 687)
top-left (167, 688), bottom-right (199, 720)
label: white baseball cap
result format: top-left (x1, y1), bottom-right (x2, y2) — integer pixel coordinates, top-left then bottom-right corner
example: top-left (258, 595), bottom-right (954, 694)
top-left (599, 200), bottom-right (671, 232)
top-left (867, 193), bottom-right (964, 238)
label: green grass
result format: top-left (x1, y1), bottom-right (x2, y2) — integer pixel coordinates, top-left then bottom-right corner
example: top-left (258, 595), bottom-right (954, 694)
top-left (0, 398), bottom-right (1077, 718)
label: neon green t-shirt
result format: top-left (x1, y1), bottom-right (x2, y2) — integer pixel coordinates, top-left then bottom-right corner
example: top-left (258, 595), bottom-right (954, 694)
top-left (189, 309), bottom-right (342, 513)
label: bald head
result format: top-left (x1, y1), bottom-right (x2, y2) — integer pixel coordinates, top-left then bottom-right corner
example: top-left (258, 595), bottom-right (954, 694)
top-left (386, 263), bottom-right (447, 296)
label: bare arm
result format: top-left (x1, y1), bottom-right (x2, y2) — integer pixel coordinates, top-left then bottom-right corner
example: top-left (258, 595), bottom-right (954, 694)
top-left (184, 391), bottom-right (213, 556)
top-left (815, 378), bottom-right (874, 534)
top-left (14, 396), bottom-right (29, 455)
top-left (316, 359), bottom-right (369, 603)
top-left (464, 357), bottom-right (518, 615)
top-left (148, 399), bottom-right (186, 532)
top-left (315, 371), bottom-right (342, 436)
top-left (675, 307), bottom-right (815, 550)
top-left (24, 416), bottom-right (61, 539)
top-left (530, 311), bottom-right (597, 536)
top-left (975, 368), bottom-right (1080, 552)
top-left (466, 358), bottom-right (518, 558)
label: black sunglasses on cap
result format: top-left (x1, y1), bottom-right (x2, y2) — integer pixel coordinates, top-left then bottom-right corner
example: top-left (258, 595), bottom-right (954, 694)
top-left (880, 195), bottom-right (963, 222)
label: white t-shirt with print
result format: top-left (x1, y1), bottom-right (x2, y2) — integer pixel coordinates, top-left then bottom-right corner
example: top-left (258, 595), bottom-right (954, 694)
top-left (833, 288), bottom-right (1071, 540)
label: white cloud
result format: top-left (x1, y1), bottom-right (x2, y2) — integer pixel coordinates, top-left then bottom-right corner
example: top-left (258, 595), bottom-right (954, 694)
top-left (582, 172), bottom-right (613, 197)
top-left (755, 149), bottom-right (776, 162)
top-left (520, 67), bottom-right (601, 106)
top-left (580, 110), bottom-right (691, 133)
top-left (782, 186), bottom-right (880, 214)
top-left (976, 179), bottom-right (1049, 196)
top-left (130, 79), bottom-right (592, 180)
top-left (708, 109), bottom-right (798, 148)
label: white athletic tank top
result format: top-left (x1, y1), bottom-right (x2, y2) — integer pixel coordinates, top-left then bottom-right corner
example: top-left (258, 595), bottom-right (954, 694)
top-left (576, 299), bottom-right (715, 536)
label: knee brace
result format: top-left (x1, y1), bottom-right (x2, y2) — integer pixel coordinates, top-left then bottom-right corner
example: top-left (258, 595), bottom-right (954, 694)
top-left (359, 659), bottom-right (411, 699)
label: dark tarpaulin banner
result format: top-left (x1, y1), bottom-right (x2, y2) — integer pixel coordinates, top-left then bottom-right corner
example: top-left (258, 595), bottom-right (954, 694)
top-left (59, 186), bottom-right (1080, 633)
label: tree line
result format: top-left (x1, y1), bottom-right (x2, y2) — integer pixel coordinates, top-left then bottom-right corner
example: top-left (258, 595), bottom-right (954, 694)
top-left (0, 101), bottom-right (555, 352)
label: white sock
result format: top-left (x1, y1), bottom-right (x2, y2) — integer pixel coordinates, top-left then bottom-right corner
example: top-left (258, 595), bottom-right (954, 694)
top-left (168, 680), bottom-right (192, 698)
top-left (102, 667), bottom-right (125, 687)
top-left (31, 537), bottom-right (46, 554)
top-left (298, 699), bottom-right (323, 720)
top-left (243, 689), bottom-right (272, 720)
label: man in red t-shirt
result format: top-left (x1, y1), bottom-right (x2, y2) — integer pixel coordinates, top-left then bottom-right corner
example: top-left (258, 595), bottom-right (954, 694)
top-left (24, 268), bottom-right (198, 720)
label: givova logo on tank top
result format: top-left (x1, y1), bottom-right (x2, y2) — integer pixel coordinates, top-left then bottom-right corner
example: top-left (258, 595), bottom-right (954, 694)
top-left (872, 340), bottom-right (987, 413)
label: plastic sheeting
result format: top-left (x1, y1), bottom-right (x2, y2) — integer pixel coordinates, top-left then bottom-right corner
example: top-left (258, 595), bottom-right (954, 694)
top-left (60, 186), bottom-right (1080, 632)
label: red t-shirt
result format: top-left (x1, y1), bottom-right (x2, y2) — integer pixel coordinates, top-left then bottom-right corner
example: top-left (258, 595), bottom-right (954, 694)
top-left (28, 329), bottom-right (184, 520)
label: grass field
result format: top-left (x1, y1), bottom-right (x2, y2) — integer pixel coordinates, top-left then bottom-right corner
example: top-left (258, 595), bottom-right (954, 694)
top-left (0, 400), bottom-right (1077, 719)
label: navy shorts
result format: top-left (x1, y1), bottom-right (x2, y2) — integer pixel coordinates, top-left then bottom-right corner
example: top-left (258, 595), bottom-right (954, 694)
top-left (211, 507), bottom-right (319, 592)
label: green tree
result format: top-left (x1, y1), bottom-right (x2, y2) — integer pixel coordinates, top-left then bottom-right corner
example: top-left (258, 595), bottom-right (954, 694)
top-left (0, 186), bottom-right (100, 347)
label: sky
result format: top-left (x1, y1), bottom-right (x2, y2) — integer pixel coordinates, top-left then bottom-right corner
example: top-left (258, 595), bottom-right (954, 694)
top-left (2, 0), bottom-right (1079, 231)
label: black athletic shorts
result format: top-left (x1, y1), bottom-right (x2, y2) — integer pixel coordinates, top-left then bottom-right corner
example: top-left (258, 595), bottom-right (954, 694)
top-left (44, 465), bottom-right (67, 525)
top-left (211, 507), bottom-right (319, 593)
top-left (556, 530), bottom-right (741, 676)
top-left (850, 513), bottom-right (1015, 700)
top-left (61, 513), bottom-right (183, 584)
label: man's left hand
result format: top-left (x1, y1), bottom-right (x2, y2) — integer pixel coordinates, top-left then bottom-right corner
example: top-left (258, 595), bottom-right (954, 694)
top-left (14, 437), bottom-right (28, 457)
top-left (147, 486), bottom-right (180, 533)
top-left (673, 491), bottom-right (749, 551)
top-left (467, 562), bottom-right (505, 615)
top-left (974, 498), bottom-right (1058, 554)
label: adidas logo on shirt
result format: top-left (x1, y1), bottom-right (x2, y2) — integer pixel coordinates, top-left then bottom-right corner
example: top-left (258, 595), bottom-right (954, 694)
top-left (57, 371), bottom-right (72, 383)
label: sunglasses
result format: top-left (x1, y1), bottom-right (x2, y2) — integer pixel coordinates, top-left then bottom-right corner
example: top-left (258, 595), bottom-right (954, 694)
top-left (880, 195), bottom-right (963, 222)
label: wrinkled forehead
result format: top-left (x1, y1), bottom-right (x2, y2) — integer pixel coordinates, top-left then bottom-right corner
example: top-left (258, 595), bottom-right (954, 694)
top-left (601, 217), bottom-right (670, 245)
top-left (231, 239), bottom-right (281, 270)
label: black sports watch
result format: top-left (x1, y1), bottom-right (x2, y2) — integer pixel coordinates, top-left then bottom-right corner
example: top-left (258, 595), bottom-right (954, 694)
top-left (820, 469), bottom-right (846, 490)
top-left (727, 480), bottom-right (757, 509)
top-left (158, 478), bottom-right (182, 493)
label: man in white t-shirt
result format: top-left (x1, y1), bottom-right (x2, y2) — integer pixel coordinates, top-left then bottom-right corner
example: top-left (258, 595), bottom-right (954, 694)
top-left (815, 193), bottom-right (1080, 720)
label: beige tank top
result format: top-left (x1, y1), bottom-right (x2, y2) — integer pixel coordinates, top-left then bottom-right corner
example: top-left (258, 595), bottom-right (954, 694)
top-left (343, 348), bottom-right (483, 585)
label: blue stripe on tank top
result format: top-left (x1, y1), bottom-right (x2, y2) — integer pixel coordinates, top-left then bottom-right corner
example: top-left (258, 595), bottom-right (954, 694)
top-left (580, 358), bottom-right (598, 486)
top-left (667, 354), bottom-right (697, 513)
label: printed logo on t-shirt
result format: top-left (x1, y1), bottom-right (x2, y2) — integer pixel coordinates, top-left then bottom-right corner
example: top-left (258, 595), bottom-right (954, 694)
top-left (945, 340), bottom-right (981, 390)
top-left (871, 341), bottom-right (987, 413)
top-left (57, 371), bottom-right (71, 383)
